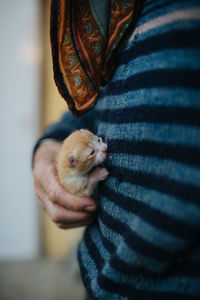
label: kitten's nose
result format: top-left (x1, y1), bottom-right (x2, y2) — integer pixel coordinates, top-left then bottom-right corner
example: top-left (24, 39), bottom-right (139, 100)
top-left (102, 146), bottom-right (107, 153)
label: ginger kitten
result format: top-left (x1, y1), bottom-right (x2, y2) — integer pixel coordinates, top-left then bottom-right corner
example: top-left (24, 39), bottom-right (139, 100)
top-left (56, 129), bottom-right (109, 197)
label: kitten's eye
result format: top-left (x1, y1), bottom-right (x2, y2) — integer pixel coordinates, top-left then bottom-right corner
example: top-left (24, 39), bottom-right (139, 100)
top-left (98, 137), bottom-right (102, 143)
top-left (89, 150), bottom-right (95, 156)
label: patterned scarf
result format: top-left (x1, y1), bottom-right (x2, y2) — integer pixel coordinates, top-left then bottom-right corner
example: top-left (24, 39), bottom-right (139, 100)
top-left (50, 0), bottom-right (142, 116)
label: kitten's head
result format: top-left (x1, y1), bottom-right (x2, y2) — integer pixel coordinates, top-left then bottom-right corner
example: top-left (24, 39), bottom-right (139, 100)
top-left (59, 129), bottom-right (107, 175)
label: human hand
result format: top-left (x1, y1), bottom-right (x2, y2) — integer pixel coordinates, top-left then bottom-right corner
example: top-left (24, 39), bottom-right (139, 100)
top-left (33, 141), bottom-right (98, 229)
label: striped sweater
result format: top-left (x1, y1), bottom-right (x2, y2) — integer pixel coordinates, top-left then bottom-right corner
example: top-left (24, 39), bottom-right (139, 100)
top-left (36, 0), bottom-right (200, 299)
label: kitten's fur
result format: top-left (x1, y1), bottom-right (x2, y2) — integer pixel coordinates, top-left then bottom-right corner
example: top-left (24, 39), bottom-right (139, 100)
top-left (56, 129), bottom-right (109, 197)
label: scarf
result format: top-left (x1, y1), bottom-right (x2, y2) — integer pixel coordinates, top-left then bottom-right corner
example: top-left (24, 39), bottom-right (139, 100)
top-left (50, 0), bottom-right (142, 117)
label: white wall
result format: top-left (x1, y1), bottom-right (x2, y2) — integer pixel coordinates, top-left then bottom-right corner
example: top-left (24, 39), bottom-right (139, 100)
top-left (0, 0), bottom-right (41, 259)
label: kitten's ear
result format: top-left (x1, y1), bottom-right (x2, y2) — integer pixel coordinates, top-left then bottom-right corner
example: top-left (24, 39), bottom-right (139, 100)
top-left (68, 153), bottom-right (76, 168)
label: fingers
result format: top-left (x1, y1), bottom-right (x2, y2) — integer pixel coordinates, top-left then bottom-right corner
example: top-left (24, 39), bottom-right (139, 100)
top-left (39, 162), bottom-right (98, 212)
top-left (35, 180), bottom-right (97, 229)
top-left (56, 218), bottom-right (96, 229)
top-left (47, 201), bottom-right (96, 225)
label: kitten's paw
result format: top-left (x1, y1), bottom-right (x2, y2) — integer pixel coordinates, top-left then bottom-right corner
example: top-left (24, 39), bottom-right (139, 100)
top-left (94, 167), bottom-right (109, 181)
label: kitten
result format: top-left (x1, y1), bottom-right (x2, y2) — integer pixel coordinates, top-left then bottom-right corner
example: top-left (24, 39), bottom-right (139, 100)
top-left (56, 129), bottom-right (109, 197)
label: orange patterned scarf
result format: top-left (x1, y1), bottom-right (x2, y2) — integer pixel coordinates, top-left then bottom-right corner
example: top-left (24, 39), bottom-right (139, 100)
top-left (50, 0), bottom-right (142, 116)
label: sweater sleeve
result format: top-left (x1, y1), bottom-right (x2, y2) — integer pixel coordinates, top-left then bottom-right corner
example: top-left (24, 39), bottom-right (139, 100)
top-left (33, 107), bottom-right (97, 157)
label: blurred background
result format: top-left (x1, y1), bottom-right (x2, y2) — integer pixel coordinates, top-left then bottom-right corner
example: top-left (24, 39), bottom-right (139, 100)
top-left (0, 0), bottom-right (85, 299)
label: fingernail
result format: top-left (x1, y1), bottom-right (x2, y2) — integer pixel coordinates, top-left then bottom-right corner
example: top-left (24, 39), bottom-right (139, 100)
top-left (85, 205), bottom-right (97, 212)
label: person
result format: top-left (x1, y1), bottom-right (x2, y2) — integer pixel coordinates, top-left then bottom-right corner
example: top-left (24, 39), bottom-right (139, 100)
top-left (33, 0), bottom-right (200, 299)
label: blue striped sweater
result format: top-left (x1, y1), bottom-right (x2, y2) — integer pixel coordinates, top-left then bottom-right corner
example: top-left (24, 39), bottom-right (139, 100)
top-left (36, 0), bottom-right (200, 298)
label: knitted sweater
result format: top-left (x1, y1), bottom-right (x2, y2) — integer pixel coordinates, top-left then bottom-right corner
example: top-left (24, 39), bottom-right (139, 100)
top-left (35, 0), bottom-right (200, 299)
